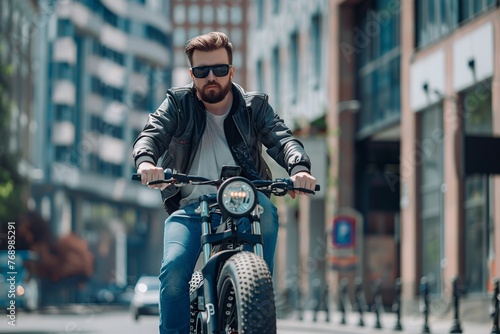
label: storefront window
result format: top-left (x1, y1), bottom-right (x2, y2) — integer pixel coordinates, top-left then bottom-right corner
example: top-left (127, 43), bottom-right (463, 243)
top-left (419, 103), bottom-right (444, 294)
top-left (463, 81), bottom-right (492, 293)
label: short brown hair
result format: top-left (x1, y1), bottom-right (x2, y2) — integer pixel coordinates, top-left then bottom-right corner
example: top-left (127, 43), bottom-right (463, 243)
top-left (184, 31), bottom-right (233, 67)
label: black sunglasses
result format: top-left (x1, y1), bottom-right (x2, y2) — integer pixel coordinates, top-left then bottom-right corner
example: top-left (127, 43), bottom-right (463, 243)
top-left (191, 64), bottom-right (232, 78)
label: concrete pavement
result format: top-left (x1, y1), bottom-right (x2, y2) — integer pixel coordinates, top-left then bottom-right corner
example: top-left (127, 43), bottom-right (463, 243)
top-left (19, 304), bottom-right (495, 333)
top-left (277, 310), bottom-right (493, 334)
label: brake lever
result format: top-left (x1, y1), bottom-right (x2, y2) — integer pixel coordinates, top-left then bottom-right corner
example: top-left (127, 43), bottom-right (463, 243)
top-left (270, 182), bottom-right (289, 196)
top-left (147, 179), bottom-right (174, 186)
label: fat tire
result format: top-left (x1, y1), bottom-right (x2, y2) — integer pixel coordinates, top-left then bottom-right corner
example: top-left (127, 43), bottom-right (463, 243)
top-left (217, 251), bottom-right (276, 333)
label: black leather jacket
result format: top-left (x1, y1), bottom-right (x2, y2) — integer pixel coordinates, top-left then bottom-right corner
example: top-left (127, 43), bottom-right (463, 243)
top-left (133, 82), bottom-right (311, 214)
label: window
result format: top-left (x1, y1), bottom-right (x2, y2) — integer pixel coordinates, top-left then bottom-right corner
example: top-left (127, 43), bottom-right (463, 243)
top-left (145, 24), bottom-right (169, 46)
top-left (54, 145), bottom-right (78, 166)
top-left (230, 6), bottom-right (243, 24)
top-left (416, 0), bottom-right (496, 48)
top-left (90, 76), bottom-right (124, 101)
top-left (90, 115), bottom-right (123, 138)
top-left (462, 81), bottom-right (492, 293)
top-left (216, 5), bottom-right (228, 24)
top-left (231, 28), bottom-right (242, 47)
top-left (311, 14), bottom-right (322, 89)
top-left (355, 0), bottom-right (401, 135)
top-left (55, 146), bottom-right (72, 164)
top-left (133, 57), bottom-right (149, 73)
top-left (103, 6), bottom-right (118, 27)
top-left (57, 19), bottom-right (73, 37)
top-left (55, 105), bottom-right (72, 121)
top-left (256, 0), bottom-right (264, 28)
top-left (232, 51), bottom-right (242, 68)
top-left (289, 31), bottom-right (299, 103)
top-left (272, 0), bottom-right (280, 14)
top-left (188, 27), bottom-right (199, 40)
top-left (272, 47), bottom-right (280, 110)
top-left (256, 59), bottom-right (264, 91)
top-left (54, 62), bottom-right (74, 80)
top-left (149, 0), bottom-right (169, 14)
top-left (459, 0), bottom-right (497, 22)
top-left (92, 39), bottom-right (125, 65)
top-left (202, 6), bottom-right (214, 24)
top-left (419, 104), bottom-right (444, 295)
top-left (173, 28), bottom-right (186, 47)
top-left (174, 5), bottom-right (186, 24)
top-left (87, 153), bottom-right (123, 177)
top-left (188, 5), bottom-right (200, 23)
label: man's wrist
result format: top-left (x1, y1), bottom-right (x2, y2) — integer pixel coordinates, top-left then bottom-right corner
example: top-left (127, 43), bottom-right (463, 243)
top-left (135, 156), bottom-right (156, 169)
top-left (290, 165), bottom-right (310, 176)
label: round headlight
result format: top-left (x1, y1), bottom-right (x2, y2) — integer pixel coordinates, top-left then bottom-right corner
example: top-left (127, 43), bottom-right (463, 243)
top-left (218, 177), bottom-right (257, 217)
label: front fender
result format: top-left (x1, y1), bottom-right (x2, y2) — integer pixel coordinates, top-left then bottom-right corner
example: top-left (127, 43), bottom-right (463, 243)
top-left (201, 249), bottom-right (241, 333)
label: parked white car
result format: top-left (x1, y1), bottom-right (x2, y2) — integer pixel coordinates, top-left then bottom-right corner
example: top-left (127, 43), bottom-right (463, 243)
top-left (130, 275), bottom-right (160, 321)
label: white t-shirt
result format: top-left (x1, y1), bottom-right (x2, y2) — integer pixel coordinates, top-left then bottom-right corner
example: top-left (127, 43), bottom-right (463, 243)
top-left (179, 109), bottom-right (236, 208)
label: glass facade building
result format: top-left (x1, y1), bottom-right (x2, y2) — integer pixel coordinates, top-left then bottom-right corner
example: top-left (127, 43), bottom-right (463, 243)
top-left (28, 0), bottom-right (172, 304)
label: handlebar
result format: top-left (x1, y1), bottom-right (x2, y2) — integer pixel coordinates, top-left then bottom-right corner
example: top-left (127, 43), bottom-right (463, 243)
top-left (132, 169), bottom-right (320, 195)
top-left (132, 169), bottom-right (210, 183)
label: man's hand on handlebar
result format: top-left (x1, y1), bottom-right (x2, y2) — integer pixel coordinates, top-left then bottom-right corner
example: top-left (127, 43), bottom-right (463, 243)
top-left (137, 162), bottom-right (167, 190)
top-left (289, 171), bottom-right (317, 199)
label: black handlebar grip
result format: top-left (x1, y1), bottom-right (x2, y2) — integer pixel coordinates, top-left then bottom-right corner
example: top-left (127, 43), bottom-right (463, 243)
top-left (132, 169), bottom-right (173, 181)
top-left (284, 178), bottom-right (320, 192)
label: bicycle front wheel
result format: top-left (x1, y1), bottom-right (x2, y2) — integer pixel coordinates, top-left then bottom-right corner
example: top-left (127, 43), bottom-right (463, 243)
top-left (217, 251), bottom-right (276, 334)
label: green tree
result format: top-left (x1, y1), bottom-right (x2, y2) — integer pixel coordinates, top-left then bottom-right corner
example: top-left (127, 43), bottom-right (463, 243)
top-left (0, 42), bottom-right (26, 223)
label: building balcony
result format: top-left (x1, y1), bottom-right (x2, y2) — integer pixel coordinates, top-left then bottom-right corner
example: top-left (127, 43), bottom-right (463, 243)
top-left (63, 1), bottom-right (103, 37)
top-left (125, 1), bottom-right (171, 34)
top-left (50, 162), bottom-right (162, 208)
top-left (100, 24), bottom-right (128, 53)
top-left (127, 36), bottom-right (170, 67)
top-left (52, 80), bottom-right (76, 105)
top-left (128, 72), bottom-right (149, 96)
top-left (52, 121), bottom-right (75, 146)
top-left (87, 55), bottom-right (127, 89)
top-left (128, 110), bottom-right (149, 130)
top-left (98, 135), bottom-right (126, 165)
top-left (53, 37), bottom-right (77, 64)
top-left (85, 93), bottom-right (105, 115)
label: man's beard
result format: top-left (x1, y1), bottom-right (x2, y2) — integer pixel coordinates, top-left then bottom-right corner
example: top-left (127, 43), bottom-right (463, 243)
top-left (195, 79), bottom-right (232, 104)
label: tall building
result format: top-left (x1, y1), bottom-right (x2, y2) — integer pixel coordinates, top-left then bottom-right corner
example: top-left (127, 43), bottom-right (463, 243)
top-left (169, 0), bottom-right (249, 87)
top-left (249, 0), bottom-right (500, 322)
top-left (328, 0), bottom-right (500, 321)
top-left (247, 0), bottom-right (329, 303)
top-left (29, 0), bottom-right (173, 303)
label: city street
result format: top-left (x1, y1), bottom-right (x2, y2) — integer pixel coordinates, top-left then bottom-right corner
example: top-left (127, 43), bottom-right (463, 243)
top-left (0, 307), bottom-right (370, 334)
top-left (0, 306), bottom-right (494, 334)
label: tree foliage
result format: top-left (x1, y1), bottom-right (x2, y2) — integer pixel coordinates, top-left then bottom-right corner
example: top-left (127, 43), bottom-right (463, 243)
top-left (0, 42), bottom-right (26, 223)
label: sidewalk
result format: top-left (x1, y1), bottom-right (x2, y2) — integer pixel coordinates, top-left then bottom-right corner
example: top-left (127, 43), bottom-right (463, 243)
top-left (277, 310), bottom-right (493, 334)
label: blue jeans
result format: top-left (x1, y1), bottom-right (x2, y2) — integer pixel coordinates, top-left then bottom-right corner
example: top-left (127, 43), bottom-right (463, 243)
top-left (158, 192), bottom-right (279, 334)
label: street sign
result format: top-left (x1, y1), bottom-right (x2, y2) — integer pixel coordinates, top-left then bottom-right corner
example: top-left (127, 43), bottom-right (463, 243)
top-left (332, 215), bottom-right (356, 248)
top-left (329, 212), bottom-right (361, 271)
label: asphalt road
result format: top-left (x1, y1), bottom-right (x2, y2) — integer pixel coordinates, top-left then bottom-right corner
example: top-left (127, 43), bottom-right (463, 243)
top-left (0, 307), bottom-right (365, 334)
